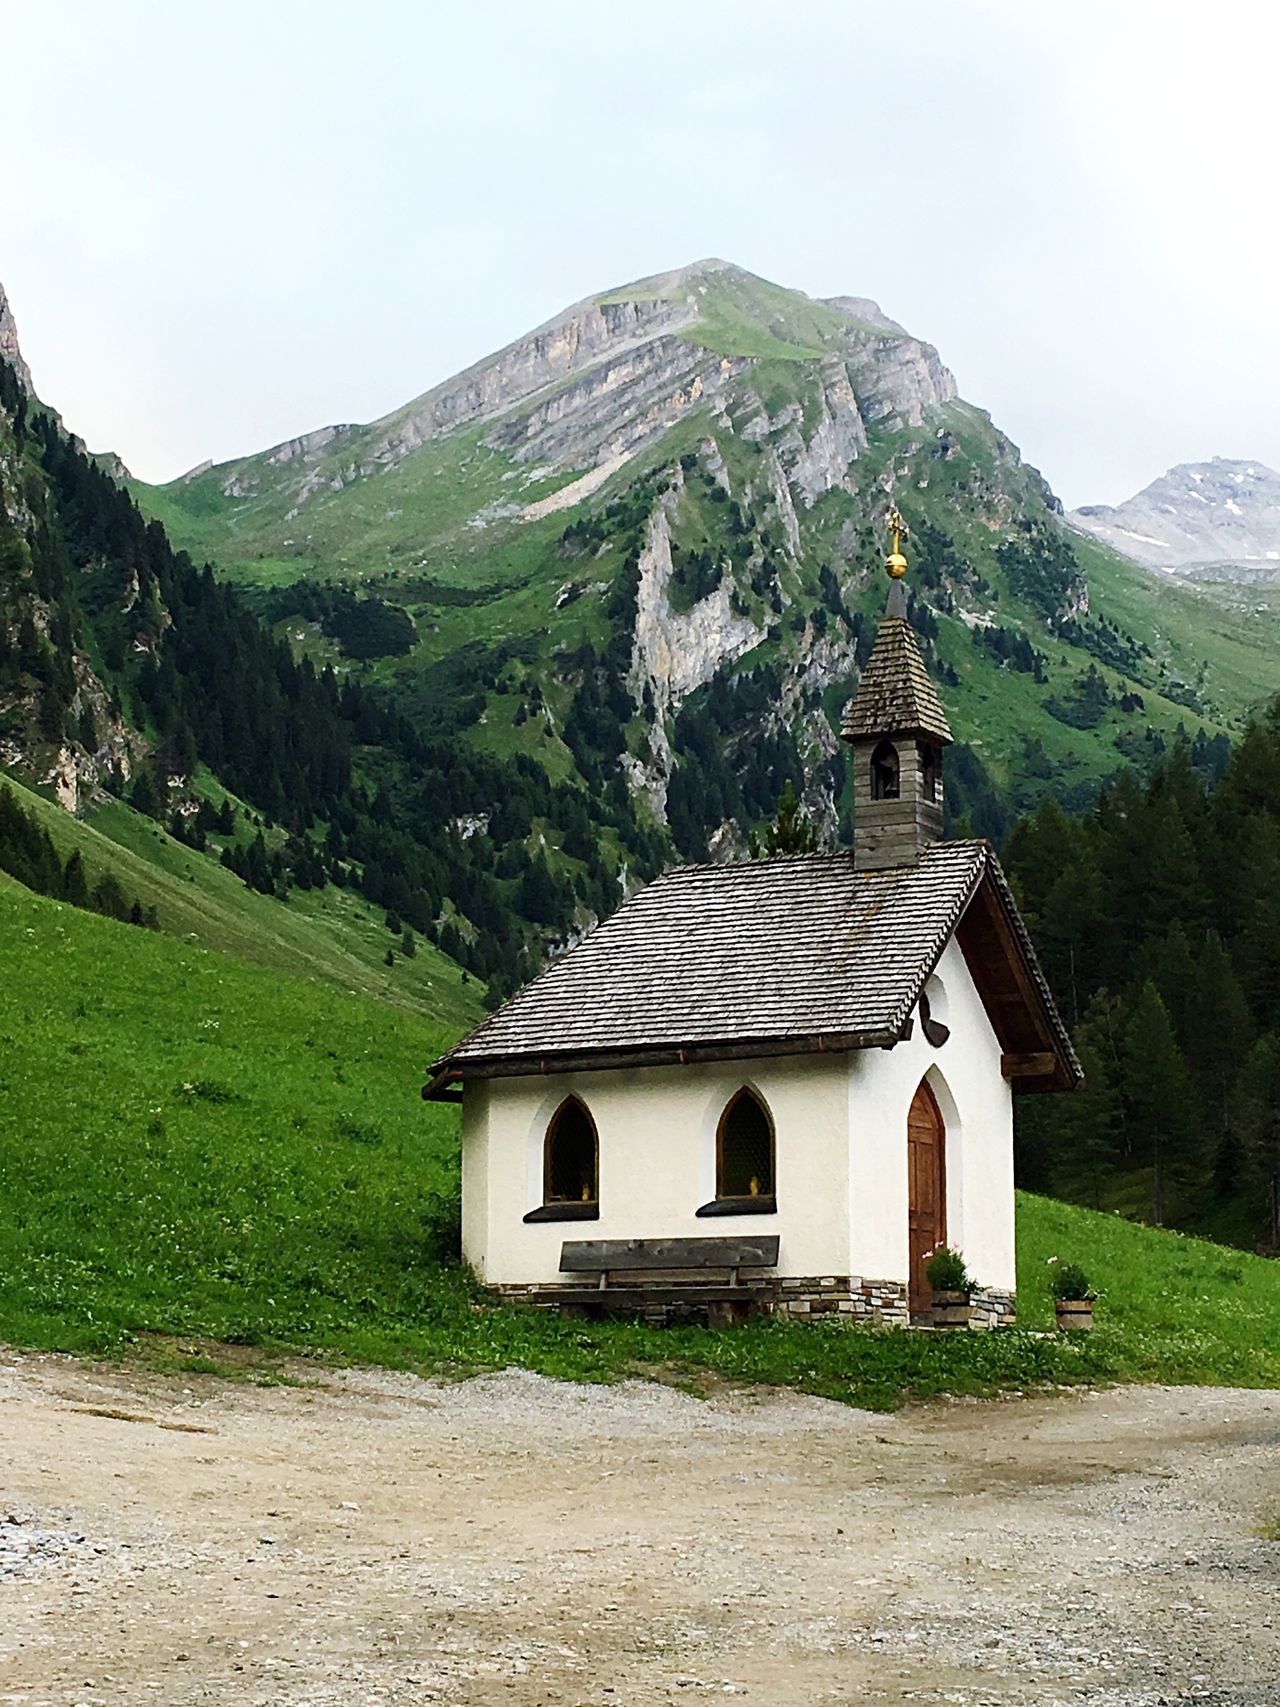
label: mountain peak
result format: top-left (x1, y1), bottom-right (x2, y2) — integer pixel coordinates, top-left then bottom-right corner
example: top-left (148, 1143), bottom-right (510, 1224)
top-left (167, 260), bottom-right (954, 498)
top-left (1070, 457), bottom-right (1280, 578)
top-left (0, 282), bottom-right (33, 392)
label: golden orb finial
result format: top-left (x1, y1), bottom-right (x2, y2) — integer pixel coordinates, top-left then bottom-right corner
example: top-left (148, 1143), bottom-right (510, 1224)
top-left (886, 505), bottom-right (909, 579)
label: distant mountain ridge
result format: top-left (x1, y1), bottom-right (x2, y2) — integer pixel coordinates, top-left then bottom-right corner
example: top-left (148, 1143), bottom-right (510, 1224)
top-left (1071, 458), bottom-right (1280, 580)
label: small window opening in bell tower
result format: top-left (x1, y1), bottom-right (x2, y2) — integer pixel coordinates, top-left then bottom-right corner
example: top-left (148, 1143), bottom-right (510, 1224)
top-left (922, 744), bottom-right (938, 802)
top-left (871, 740), bottom-right (900, 801)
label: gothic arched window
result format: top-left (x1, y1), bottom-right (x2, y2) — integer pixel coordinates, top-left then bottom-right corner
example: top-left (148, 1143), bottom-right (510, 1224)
top-left (871, 739), bottom-right (900, 801)
top-left (543, 1096), bottom-right (598, 1207)
top-left (717, 1088), bottom-right (776, 1203)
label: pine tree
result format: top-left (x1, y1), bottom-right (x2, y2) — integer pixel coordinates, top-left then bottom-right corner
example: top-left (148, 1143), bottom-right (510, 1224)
top-left (1120, 980), bottom-right (1195, 1225)
top-left (1184, 930), bottom-right (1253, 1193)
top-left (1240, 1035), bottom-right (1280, 1249)
top-left (92, 873), bottom-right (131, 922)
top-left (1054, 1032), bottom-right (1123, 1209)
top-left (61, 850), bottom-right (89, 908)
top-left (1140, 921), bottom-right (1197, 1047)
top-left (130, 766), bottom-right (160, 819)
top-left (755, 779), bottom-right (818, 857)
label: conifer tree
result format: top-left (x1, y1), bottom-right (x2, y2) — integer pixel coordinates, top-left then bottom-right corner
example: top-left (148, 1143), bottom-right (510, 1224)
top-left (1184, 929), bottom-right (1253, 1190)
top-left (753, 779), bottom-right (818, 857)
top-left (1140, 921), bottom-right (1197, 1047)
top-left (1041, 1030), bottom-right (1122, 1210)
top-left (1121, 980), bottom-right (1195, 1225)
top-left (61, 850), bottom-right (89, 909)
top-left (130, 766), bottom-right (160, 819)
top-left (1241, 1035), bottom-right (1280, 1249)
top-left (92, 873), bottom-right (131, 922)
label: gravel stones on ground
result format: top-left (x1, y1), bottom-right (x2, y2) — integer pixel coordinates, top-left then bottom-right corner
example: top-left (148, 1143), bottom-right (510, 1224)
top-left (1, 1353), bottom-right (1277, 1705)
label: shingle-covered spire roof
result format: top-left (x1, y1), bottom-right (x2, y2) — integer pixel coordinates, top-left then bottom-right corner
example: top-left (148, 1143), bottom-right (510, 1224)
top-left (841, 583), bottom-right (953, 745)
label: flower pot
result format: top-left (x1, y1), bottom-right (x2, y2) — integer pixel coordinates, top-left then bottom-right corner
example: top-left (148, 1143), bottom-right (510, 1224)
top-left (930, 1289), bottom-right (973, 1329)
top-left (1055, 1299), bottom-right (1094, 1332)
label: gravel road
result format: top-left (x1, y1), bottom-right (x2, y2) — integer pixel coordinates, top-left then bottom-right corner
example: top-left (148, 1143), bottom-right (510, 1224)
top-left (1, 1349), bottom-right (1277, 1705)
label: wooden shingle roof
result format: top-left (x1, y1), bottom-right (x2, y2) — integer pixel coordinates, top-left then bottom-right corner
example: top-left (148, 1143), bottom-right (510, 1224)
top-left (841, 612), bottom-right (953, 745)
top-left (425, 841), bottom-right (1080, 1092)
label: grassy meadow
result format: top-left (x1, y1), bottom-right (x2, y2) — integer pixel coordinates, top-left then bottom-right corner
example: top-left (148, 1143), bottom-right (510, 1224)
top-left (3, 772), bottom-right (480, 1030)
top-left (3, 874), bottom-right (1280, 1409)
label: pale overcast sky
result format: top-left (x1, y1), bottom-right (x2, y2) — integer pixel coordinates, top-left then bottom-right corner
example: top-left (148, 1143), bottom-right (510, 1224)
top-left (3, 0), bottom-right (1277, 506)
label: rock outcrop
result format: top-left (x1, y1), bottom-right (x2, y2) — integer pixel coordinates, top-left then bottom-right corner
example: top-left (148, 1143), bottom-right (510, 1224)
top-left (0, 282), bottom-right (33, 392)
top-left (845, 327), bottom-right (957, 430)
top-left (774, 358), bottom-right (870, 507)
top-left (627, 502), bottom-right (765, 813)
top-left (1071, 458), bottom-right (1280, 578)
top-left (822, 295), bottom-right (907, 334)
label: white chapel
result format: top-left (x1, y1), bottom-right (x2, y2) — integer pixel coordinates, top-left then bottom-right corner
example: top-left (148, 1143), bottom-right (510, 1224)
top-left (424, 515), bottom-right (1080, 1324)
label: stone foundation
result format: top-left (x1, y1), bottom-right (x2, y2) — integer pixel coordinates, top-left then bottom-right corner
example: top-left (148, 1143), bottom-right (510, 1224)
top-left (488, 1279), bottom-right (1015, 1329)
top-left (968, 1285), bottom-right (1017, 1330)
top-left (491, 1276), bottom-right (910, 1327)
top-left (770, 1276), bottom-right (909, 1327)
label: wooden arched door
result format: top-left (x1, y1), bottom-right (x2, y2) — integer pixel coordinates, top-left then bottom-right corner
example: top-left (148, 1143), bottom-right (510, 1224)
top-left (907, 1079), bottom-right (947, 1318)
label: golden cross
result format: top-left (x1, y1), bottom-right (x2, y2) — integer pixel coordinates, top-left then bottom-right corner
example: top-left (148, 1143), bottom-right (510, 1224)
top-left (887, 506), bottom-right (908, 556)
top-left (886, 506), bottom-right (909, 579)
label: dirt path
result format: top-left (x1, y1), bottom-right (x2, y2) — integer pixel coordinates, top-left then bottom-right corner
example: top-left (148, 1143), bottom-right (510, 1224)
top-left (1, 1351), bottom-right (1277, 1706)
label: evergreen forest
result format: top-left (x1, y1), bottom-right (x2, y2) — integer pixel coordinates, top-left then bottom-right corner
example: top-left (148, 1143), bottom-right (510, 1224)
top-left (1005, 708), bottom-right (1280, 1249)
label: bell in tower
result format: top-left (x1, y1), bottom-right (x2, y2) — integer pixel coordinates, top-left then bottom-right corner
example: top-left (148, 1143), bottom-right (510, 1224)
top-left (841, 508), bottom-right (953, 871)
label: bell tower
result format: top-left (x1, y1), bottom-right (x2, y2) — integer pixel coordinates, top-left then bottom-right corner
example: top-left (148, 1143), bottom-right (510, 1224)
top-left (841, 508), bottom-right (953, 871)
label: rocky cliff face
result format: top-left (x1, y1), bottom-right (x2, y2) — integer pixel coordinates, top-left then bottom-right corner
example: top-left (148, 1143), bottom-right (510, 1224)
top-left (0, 342), bottom-right (148, 808)
top-left (1071, 458), bottom-right (1280, 578)
top-left (195, 263), bottom-right (959, 528)
top-left (0, 580), bottom-right (146, 814)
top-left (0, 283), bottom-right (33, 393)
top-left (626, 496), bottom-right (766, 812)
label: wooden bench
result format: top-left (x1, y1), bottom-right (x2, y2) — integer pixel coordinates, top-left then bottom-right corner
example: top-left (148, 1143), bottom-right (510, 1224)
top-left (529, 1235), bottom-right (780, 1324)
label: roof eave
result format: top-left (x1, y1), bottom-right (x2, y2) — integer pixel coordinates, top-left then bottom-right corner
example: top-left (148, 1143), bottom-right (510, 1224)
top-left (960, 855), bottom-right (1084, 1095)
top-left (423, 1025), bottom-right (901, 1095)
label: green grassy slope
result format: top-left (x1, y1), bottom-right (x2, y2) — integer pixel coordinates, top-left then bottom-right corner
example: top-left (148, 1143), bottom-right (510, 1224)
top-left (1, 773), bottom-right (482, 1029)
top-left (0, 873), bottom-right (461, 1357)
top-left (3, 874), bottom-right (1278, 1406)
top-left (1074, 528), bottom-right (1280, 723)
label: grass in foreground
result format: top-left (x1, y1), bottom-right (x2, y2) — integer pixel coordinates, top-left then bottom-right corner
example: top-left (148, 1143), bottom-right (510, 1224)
top-left (3, 876), bottom-right (1280, 1410)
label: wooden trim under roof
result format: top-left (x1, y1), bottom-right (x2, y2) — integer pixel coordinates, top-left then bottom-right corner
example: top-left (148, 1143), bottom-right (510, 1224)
top-left (955, 868), bottom-right (1081, 1093)
top-left (422, 1026), bottom-right (892, 1099)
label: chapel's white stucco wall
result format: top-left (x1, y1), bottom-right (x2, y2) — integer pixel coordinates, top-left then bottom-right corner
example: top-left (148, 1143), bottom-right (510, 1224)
top-left (459, 933), bottom-right (1015, 1295)
top-left (461, 1053), bottom-right (852, 1288)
